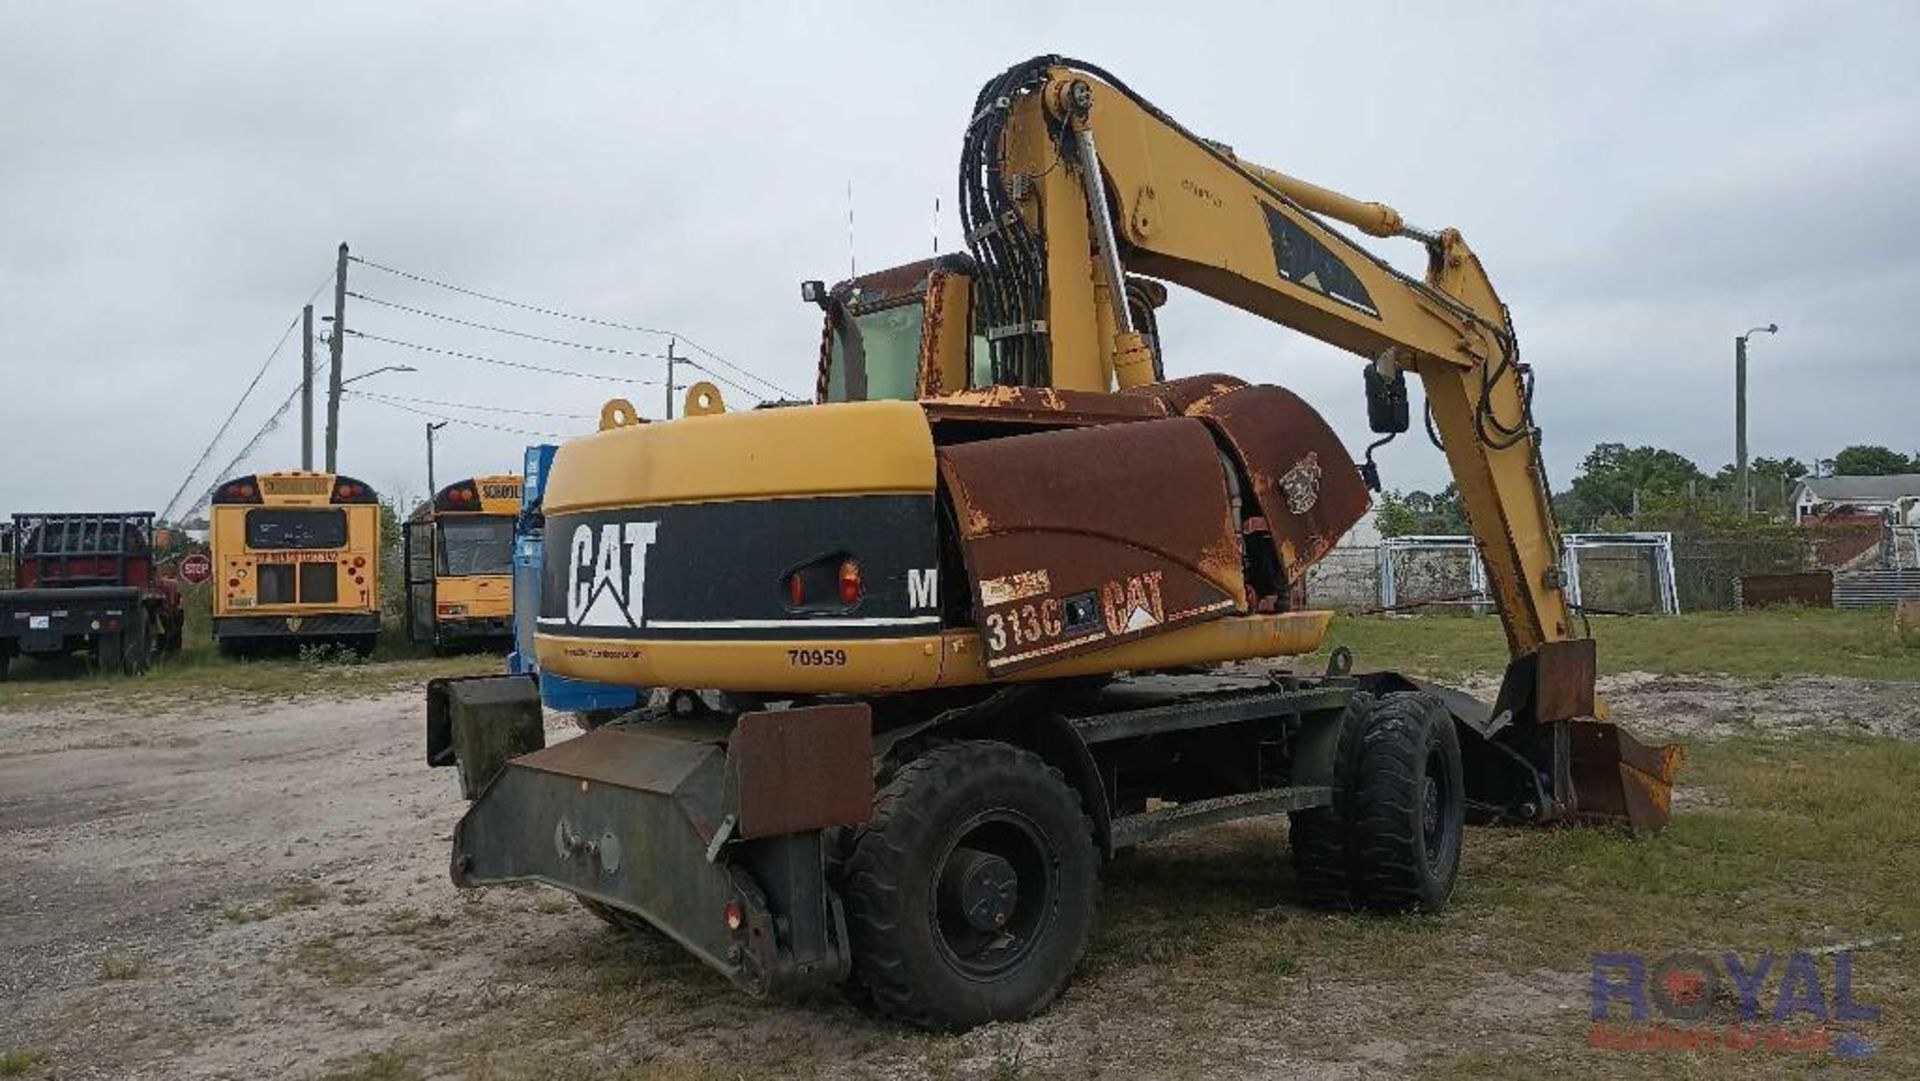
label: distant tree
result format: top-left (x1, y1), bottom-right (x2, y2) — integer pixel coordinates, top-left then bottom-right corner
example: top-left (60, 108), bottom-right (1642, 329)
top-left (1376, 485), bottom-right (1469, 537)
top-left (1832, 445), bottom-right (1917, 476)
top-left (1562, 443), bottom-right (1707, 526)
top-left (1710, 456), bottom-right (1809, 517)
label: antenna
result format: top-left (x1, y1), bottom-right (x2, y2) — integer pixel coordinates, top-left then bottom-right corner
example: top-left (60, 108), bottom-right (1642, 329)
top-left (932, 195), bottom-right (941, 255)
top-left (846, 179), bottom-right (857, 280)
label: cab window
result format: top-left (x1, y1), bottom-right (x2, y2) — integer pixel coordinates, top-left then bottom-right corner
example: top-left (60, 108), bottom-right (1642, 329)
top-left (437, 517), bottom-right (514, 576)
top-left (825, 301), bottom-right (923, 402)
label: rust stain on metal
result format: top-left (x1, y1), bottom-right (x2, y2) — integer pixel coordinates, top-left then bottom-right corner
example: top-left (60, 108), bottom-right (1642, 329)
top-left (924, 385), bottom-right (1168, 428)
top-left (1737, 571), bottom-right (1833, 610)
top-left (1187, 384), bottom-right (1370, 586)
top-left (1567, 719), bottom-right (1682, 834)
top-left (1531, 638), bottom-right (1597, 723)
top-left (920, 273), bottom-right (954, 398)
top-left (1121, 372), bottom-right (1247, 415)
top-left (937, 417), bottom-right (1246, 674)
top-left (730, 703), bottom-right (874, 839)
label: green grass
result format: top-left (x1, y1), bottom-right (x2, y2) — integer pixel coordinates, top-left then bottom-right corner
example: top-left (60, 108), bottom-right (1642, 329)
top-left (95, 955), bottom-right (145, 981)
top-left (1310, 607), bottom-right (1920, 683)
top-left (1077, 733), bottom-right (1920, 1078)
top-left (315, 1049), bottom-right (421, 1081)
top-left (0, 577), bottom-right (502, 707)
top-left (0, 1050), bottom-right (48, 1078)
top-left (0, 632), bottom-right (496, 708)
top-left (288, 935), bottom-right (383, 987)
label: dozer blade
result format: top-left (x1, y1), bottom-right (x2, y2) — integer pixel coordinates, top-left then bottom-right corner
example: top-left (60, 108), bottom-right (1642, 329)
top-left (1566, 719), bottom-right (1684, 835)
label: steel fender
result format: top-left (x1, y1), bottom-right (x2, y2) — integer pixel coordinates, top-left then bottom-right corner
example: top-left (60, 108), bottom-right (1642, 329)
top-left (937, 416), bottom-right (1247, 675)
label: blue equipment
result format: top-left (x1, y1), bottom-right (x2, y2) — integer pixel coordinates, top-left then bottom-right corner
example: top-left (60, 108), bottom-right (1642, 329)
top-left (509, 444), bottom-right (641, 715)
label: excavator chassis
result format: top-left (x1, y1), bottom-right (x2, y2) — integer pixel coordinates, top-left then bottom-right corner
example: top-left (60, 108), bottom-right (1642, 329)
top-left (429, 653), bottom-right (1675, 1012)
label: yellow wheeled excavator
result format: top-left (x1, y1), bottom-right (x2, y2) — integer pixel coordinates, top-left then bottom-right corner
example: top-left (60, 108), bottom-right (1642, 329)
top-left (426, 55), bottom-right (1680, 1031)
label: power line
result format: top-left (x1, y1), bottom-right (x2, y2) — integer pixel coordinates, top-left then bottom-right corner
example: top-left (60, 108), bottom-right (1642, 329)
top-left (181, 380), bottom-right (305, 521)
top-left (348, 292), bottom-right (676, 360)
top-left (344, 389), bottom-right (563, 439)
top-left (347, 388), bottom-right (593, 420)
top-left (673, 356), bottom-right (772, 403)
top-left (162, 267), bottom-right (335, 522)
top-left (347, 330), bottom-right (662, 385)
top-left (348, 254), bottom-right (801, 400)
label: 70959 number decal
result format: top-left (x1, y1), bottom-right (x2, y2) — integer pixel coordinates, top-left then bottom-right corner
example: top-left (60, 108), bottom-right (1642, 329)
top-left (787, 648), bottom-right (848, 667)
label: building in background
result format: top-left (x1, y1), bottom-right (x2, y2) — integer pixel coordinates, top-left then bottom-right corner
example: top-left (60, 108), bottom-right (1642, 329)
top-left (1793, 474), bottom-right (1920, 525)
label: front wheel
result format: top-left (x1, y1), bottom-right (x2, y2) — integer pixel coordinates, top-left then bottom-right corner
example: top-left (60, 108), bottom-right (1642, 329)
top-left (841, 741), bottom-right (1098, 1031)
top-left (1349, 692), bottom-right (1465, 913)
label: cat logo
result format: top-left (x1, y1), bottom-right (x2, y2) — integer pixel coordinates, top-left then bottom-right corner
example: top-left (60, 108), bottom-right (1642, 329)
top-left (567, 521), bottom-right (659, 628)
top-left (1279, 452), bottom-right (1323, 515)
top-left (285, 616), bottom-right (303, 632)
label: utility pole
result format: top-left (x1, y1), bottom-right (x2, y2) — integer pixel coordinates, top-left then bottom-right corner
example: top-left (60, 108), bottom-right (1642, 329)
top-left (1734, 323), bottom-right (1778, 517)
top-left (664, 338), bottom-right (678, 419)
top-left (324, 242), bottom-right (349, 472)
top-left (426, 421), bottom-right (449, 495)
top-left (300, 304), bottom-right (315, 470)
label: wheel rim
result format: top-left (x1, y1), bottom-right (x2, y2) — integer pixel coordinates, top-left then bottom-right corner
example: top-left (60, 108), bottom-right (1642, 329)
top-left (1421, 745), bottom-right (1450, 869)
top-left (929, 810), bottom-right (1056, 980)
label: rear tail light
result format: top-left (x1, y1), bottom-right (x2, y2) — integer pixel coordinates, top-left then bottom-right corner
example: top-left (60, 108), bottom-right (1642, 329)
top-left (781, 553), bottom-right (863, 612)
top-left (723, 899), bottom-right (745, 932)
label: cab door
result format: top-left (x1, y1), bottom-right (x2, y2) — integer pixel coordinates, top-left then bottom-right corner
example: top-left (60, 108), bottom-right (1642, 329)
top-left (404, 519), bottom-right (437, 644)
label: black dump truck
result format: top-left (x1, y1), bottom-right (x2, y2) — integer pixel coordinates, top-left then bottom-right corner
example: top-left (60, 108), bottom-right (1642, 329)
top-left (0, 512), bottom-right (185, 679)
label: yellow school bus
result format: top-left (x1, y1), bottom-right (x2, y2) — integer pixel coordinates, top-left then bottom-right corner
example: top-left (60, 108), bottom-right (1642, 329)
top-left (208, 471), bottom-right (383, 654)
top-left (404, 474), bottom-right (520, 650)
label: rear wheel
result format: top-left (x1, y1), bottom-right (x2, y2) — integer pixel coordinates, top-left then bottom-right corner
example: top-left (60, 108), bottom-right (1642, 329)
top-left (159, 608), bottom-right (184, 655)
top-left (576, 896), bottom-right (664, 940)
top-left (1288, 693), bottom-right (1371, 911)
top-left (841, 741), bottom-right (1098, 1031)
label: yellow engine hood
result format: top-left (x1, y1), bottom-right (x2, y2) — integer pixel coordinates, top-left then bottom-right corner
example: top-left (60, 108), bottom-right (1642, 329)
top-left (543, 400), bottom-right (938, 513)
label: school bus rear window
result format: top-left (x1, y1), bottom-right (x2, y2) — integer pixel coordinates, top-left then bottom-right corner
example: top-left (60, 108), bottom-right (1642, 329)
top-left (246, 508), bottom-right (348, 550)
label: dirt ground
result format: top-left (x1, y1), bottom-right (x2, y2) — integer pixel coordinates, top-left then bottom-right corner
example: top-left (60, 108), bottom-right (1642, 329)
top-left (2, 669), bottom-right (1916, 1080)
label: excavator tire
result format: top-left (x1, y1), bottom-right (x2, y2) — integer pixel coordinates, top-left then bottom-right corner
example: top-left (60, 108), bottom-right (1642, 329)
top-left (1348, 692), bottom-right (1464, 913)
top-left (841, 740), bottom-right (1098, 1031)
top-left (1287, 692), bottom-right (1373, 911)
top-left (576, 896), bottom-right (663, 941)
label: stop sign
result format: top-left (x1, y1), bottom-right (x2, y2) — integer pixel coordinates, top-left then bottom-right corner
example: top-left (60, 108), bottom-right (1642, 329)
top-left (179, 552), bottom-right (212, 585)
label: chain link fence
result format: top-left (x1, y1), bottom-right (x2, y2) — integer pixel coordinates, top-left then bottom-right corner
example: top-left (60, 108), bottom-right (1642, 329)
top-left (1305, 529), bottom-right (1828, 613)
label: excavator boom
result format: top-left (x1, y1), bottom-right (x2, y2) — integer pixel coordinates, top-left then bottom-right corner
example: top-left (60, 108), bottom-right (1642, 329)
top-left (964, 57), bottom-right (1677, 830)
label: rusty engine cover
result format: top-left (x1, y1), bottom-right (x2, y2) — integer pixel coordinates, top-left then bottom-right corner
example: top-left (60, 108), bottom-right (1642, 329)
top-left (938, 417), bottom-right (1247, 674)
top-left (1186, 383), bottom-right (1372, 585)
top-left (1127, 375), bottom-right (1371, 588)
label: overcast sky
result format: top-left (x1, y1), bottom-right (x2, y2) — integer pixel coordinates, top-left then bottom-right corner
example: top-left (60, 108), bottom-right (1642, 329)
top-left (3, 2), bottom-right (1915, 518)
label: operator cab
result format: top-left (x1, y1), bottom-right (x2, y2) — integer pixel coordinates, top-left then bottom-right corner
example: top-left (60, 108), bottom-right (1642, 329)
top-left (804, 254), bottom-right (1165, 403)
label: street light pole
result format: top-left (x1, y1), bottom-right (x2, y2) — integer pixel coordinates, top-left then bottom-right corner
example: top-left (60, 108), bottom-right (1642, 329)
top-left (321, 364), bottom-right (417, 473)
top-left (426, 421), bottom-right (449, 495)
top-left (1735, 323), bottom-right (1779, 516)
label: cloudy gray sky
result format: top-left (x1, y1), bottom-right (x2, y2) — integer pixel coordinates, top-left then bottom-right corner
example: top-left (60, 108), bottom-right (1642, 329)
top-left (3, 2), bottom-right (1915, 517)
